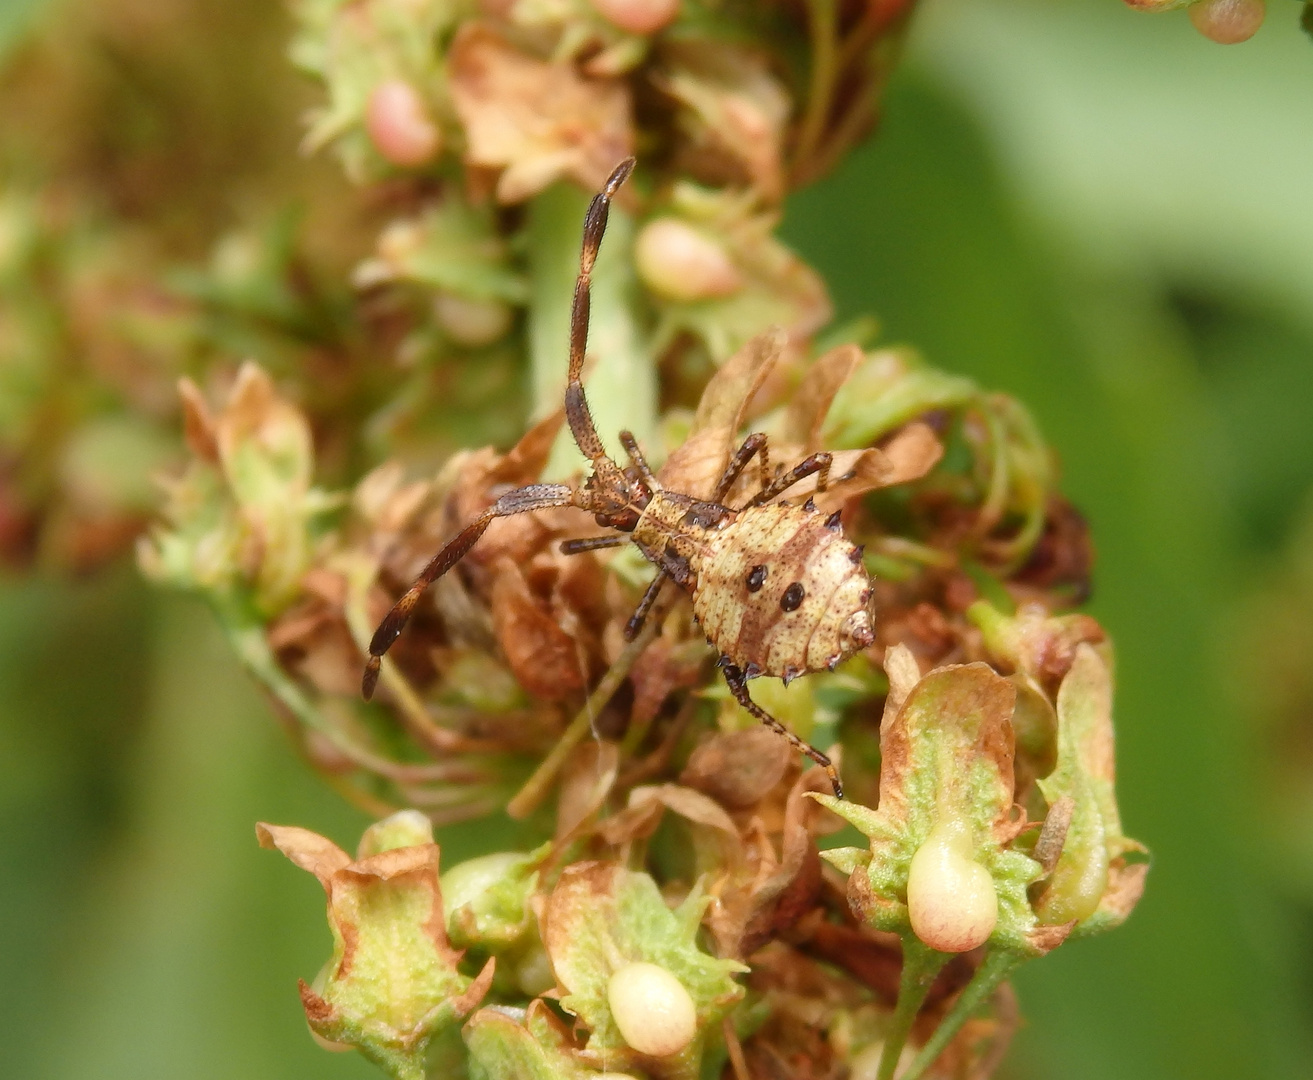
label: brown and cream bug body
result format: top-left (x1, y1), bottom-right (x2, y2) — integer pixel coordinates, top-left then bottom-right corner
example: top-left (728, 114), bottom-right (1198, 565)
top-left (687, 504), bottom-right (873, 679)
top-left (362, 158), bottom-right (874, 797)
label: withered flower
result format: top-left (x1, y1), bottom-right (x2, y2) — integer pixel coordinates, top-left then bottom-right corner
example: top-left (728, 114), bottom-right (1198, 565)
top-left (656, 40), bottom-right (791, 202)
top-left (448, 24), bottom-right (634, 204)
top-left (139, 363), bottom-right (341, 617)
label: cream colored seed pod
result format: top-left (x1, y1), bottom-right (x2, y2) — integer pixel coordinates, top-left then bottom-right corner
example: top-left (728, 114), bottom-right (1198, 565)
top-left (434, 292), bottom-right (513, 347)
top-left (634, 218), bottom-right (743, 302)
top-left (606, 961), bottom-right (698, 1057)
top-left (906, 818), bottom-right (998, 953)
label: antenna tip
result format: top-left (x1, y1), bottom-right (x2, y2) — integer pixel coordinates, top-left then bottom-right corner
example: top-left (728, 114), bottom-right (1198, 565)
top-left (605, 156), bottom-right (636, 195)
top-left (362, 656), bottom-right (381, 701)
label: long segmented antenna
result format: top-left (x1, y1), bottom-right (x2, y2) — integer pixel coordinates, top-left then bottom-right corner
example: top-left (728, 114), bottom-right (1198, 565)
top-left (362, 483), bottom-right (576, 700)
top-left (564, 157), bottom-right (635, 489)
top-left (362, 159), bottom-right (640, 702)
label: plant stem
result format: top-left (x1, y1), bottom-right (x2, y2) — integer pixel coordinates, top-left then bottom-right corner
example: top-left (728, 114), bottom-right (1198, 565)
top-left (506, 608), bottom-right (662, 819)
top-left (216, 596), bottom-right (411, 775)
top-left (792, 0), bottom-right (839, 186)
top-left (899, 948), bottom-right (1025, 1080)
top-left (526, 180), bottom-right (655, 480)
top-left (877, 938), bottom-right (950, 1080)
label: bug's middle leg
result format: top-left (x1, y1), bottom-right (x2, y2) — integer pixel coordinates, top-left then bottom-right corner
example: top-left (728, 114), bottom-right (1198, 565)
top-left (624, 570), bottom-right (668, 641)
top-left (745, 452), bottom-right (832, 508)
top-left (721, 661), bottom-right (843, 798)
top-left (713, 432), bottom-right (771, 503)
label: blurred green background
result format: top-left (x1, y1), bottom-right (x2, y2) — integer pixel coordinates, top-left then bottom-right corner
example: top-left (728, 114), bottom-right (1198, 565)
top-left (2, 1), bottom-right (1311, 1078)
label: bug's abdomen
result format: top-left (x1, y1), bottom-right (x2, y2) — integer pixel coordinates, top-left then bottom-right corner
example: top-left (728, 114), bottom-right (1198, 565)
top-left (692, 505), bottom-right (874, 678)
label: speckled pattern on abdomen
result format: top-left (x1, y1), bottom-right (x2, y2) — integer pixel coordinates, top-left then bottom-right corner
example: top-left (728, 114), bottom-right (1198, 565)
top-left (691, 504), bottom-right (871, 678)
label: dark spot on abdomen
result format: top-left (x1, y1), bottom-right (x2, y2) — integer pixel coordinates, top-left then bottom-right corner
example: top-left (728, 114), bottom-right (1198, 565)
top-left (780, 582), bottom-right (805, 612)
top-left (746, 565), bottom-right (767, 592)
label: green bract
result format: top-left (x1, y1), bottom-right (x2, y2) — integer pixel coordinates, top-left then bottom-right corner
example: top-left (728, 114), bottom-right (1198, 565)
top-left (464, 1001), bottom-right (601, 1080)
top-left (258, 815), bottom-right (494, 1080)
top-left (1036, 644), bottom-right (1148, 933)
top-left (814, 655), bottom-right (1048, 954)
top-left (139, 363), bottom-right (342, 617)
top-left (442, 846), bottom-right (548, 950)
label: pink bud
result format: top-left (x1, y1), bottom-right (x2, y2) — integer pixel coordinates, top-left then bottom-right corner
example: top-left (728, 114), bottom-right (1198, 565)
top-left (365, 79), bottom-right (441, 167)
top-left (1188, 0), bottom-right (1265, 43)
top-left (590, 0), bottom-right (680, 35)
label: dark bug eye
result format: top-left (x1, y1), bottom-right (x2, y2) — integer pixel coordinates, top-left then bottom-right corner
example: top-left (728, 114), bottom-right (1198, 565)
top-left (746, 565), bottom-right (767, 592)
top-left (780, 582), bottom-right (805, 612)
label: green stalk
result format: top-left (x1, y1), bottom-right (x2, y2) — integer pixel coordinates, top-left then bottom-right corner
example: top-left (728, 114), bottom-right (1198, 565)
top-left (505, 608), bottom-right (662, 820)
top-left (899, 948), bottom-right (1024, 1080)
top-left (216, 595), bottom-right (332, 736)
top-left (793, 0), bottom-right (839, 181)
top-left (877, 938), bottom-right (950, 1080)
top-left (525, 180), bottom-right (656, 480)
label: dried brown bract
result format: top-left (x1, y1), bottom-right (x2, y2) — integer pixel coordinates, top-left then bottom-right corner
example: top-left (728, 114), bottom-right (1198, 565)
top-left (449, 25), bottom-right (634, 204)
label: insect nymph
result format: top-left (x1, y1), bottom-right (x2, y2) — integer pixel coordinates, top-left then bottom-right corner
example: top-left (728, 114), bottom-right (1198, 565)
top-left (362, 158), bottom-right (874, 797)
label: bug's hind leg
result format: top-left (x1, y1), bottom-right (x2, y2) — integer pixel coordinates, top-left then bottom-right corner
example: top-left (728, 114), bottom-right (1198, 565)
top-left (363, 483), bottom-right (578, 700)
top-left (721, 661), bottom-right (843, 798)
top-left (745, 452), bottom-right (832, 508)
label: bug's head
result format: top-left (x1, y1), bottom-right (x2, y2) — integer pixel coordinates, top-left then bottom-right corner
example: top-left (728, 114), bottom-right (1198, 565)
top-left (583, 471), bottom-right (644, 532)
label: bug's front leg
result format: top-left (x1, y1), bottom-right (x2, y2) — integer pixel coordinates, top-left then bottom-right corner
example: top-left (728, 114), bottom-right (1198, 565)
top-left (560, 535), bottom-right (627, 555)
top-left (720, 660), bottom-right (843, 798)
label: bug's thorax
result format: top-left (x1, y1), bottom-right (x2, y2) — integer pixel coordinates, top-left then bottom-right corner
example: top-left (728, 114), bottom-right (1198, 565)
top-left (691, 502), bottom-right (875, 680)
top-left (630, 489), bottom-right (732, 585)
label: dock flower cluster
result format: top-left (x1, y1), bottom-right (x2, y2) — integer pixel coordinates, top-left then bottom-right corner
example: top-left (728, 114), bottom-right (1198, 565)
top-left (117, 2), bottom-right (1157, 1078)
